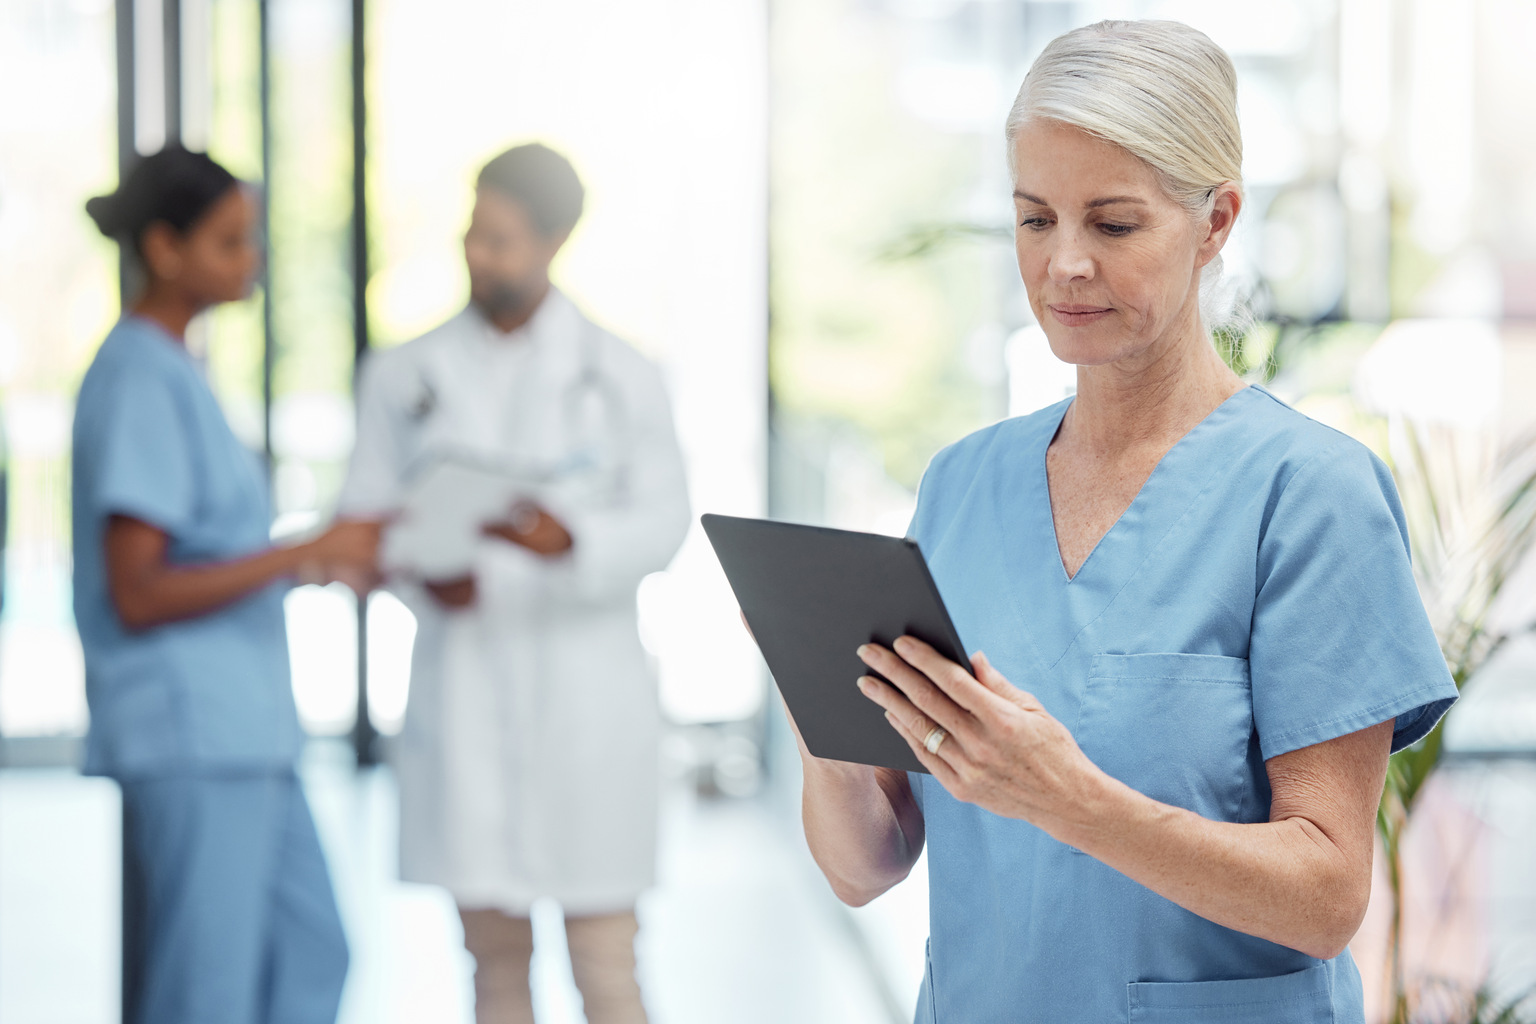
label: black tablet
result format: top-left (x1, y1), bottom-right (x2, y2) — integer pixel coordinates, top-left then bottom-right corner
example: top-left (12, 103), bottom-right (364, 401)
top-left (701, 513), bottom-right (970, 774)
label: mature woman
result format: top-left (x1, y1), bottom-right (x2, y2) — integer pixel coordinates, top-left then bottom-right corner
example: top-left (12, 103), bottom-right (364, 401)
top-left (76, 145), bottom-right (376, 1024)
top-left (801, 21), bottom-right (1458, 1022)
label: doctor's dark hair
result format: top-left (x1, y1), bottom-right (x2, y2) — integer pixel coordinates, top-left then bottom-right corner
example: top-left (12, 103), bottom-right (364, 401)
top-left (85, 145), bottom-right (240, 254)
top-left (477, 143), bottom-right (585, 238)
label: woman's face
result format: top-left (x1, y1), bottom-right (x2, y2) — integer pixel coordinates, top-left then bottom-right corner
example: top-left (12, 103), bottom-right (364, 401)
top-left (146, 185), bottom-right (261, 306)
top-left (1011, 120), bottom-right (1234, 370)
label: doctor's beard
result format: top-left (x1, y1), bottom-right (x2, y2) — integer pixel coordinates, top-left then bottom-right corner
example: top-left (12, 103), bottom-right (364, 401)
top-left (471, 278), bottom-right (540, 324)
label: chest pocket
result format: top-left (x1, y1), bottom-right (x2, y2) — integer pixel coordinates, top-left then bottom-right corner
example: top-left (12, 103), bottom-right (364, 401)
top-left (1074, 653), bottom-right (1254, 841)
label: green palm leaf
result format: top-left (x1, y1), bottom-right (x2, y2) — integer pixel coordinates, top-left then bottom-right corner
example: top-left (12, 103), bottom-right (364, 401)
top-left (1377, 418), bottom-right (1536, 1023)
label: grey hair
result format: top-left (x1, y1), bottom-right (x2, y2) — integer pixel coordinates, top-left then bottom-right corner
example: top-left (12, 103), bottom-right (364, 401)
top-left (1006, 20), bottom-right (1246, 331)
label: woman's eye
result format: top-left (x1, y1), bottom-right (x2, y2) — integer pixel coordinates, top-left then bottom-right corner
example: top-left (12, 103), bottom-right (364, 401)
top-left (1019, 216), bottom-right (1050, 231)
top-left (1099, 223), bottom-right (1136, 236)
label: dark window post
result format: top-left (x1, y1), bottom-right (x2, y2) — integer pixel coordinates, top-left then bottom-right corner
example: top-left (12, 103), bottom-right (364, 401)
top-left (115, 5), bottom-right (144, 1017)
top-left (163, 0), bottom-right (181, 145)
top-left (350, 0), bottom-right (378, 768)
top-left (115, 0), bottom-right (138, 298)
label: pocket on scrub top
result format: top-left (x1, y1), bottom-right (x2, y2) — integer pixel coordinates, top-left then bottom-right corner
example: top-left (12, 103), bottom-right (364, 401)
top-left (1073, 653), bottom-right (1253, 844)
top-left (1127, 963), bottom-right (1332, 1023)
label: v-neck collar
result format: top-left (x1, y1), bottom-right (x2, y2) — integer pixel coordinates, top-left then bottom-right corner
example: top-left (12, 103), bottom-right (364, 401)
top-left (999, 385), bottom-right (1259, 670)
top-left (1044, 385), bottom-right (1256, 585)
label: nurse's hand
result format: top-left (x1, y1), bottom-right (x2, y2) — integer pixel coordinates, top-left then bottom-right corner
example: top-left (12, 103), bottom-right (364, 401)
top-left (856, 637), bottom-right (1101, 830)
top-left (300, 519), bottom-right (383, 595)
top-left (304, 519), bottom-right (382, 570)
top-left (424, 574), bottom-right (477, 608)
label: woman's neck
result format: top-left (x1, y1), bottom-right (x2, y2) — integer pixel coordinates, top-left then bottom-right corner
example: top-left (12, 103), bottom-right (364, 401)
top-left (1063, 318), bottom-right (1244, 456)
top-left (129, 285), bottom-right (201, 342)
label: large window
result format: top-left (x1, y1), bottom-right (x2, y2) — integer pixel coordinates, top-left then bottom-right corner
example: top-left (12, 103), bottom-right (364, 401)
top-left (0, 0), bottom-right (119, 743)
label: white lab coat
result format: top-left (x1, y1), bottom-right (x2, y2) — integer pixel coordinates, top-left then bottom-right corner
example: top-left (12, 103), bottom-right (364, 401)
top-left (339, 290), bottom-right (690, 914)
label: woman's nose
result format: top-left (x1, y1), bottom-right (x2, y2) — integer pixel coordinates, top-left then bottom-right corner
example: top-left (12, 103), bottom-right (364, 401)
top-left (1047, 230), bottom-right (1094, 283)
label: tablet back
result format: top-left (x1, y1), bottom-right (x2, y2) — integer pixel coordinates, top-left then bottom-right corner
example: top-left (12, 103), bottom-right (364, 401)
top-left (702, 514), bottom-right (969, 774)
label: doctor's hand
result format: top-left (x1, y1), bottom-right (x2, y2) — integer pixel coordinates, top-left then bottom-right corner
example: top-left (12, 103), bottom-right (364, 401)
top-left (482, 503), bottom-right (573, 557)
top-left (424, 574), bottom-right (477, 609)
top-left (856, 637), bottom-right (1103, 833)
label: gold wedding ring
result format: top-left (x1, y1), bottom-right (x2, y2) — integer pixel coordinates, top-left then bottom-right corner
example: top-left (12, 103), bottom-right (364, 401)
top-left (923, 725), bottom-right (948, 755)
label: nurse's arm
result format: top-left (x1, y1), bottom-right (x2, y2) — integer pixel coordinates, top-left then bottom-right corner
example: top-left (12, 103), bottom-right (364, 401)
top-left (746, 610), bottom-right (924, 907)
top-left (791, 707), bottom-right (926, 907)
top-left (105, 514), bottom-right (379, 630)
top-left (1061, 720), bottom-right (1392, 962)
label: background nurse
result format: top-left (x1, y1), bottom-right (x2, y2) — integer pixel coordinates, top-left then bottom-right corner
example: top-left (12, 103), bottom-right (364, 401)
top-left (76, 145), bottom-right (376, 1024)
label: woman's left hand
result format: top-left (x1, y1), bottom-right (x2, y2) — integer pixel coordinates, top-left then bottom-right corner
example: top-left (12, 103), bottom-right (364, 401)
top-left (857, 637), bottom-right (1102, 831)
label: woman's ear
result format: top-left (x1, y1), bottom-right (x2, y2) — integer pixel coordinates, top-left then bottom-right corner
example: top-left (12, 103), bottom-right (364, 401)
top-left (1196, 182), bottom-right (1242, 270)
top-left (139, 222), bottom-right (184, 282)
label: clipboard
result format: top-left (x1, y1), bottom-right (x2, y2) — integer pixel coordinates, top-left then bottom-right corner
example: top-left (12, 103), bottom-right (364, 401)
top-left (381, 456), bottom-right (535, 579)
top-left (701, 513), bottom-right (970, 774)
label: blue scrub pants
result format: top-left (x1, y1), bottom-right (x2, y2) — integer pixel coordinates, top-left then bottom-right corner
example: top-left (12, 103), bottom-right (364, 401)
top-left (120, 771), bottom-right (349, 1024)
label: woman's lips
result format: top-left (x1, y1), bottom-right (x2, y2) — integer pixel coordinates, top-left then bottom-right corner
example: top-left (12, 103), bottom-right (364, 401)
top-left (1049, 304), bottom-right (1112, 326)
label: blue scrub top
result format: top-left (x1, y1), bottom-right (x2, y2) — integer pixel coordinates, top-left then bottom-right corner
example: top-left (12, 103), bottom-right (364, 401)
top-left (907, 385), bottom-right (1456, 1024)
top-left (71, 317), bottom-right (301, 778)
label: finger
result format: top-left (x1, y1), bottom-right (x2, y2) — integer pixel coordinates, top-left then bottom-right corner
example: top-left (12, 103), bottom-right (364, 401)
top-left (882, 709), bottom-right (964, 789)
top-left (855, 674), bottom-right (926, 734)
top-left (970, 651), bottom-right (1045, 711)
top-left (893, 636), bottom-right (1012, 717)
top-left (859, 674), bottom-right (974, 768)
top-left (858, 644), bottom-right (972, 738)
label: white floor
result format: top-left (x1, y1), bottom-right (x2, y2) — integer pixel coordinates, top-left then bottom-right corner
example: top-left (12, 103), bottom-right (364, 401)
top-left (0, 743), bottom-right (921, 1024)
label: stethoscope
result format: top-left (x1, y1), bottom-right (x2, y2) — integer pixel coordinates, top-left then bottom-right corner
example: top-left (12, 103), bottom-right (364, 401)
top-left (406, 318), bottom-right (631, 499)
top-left (554, 320), bottom-right (630, 494)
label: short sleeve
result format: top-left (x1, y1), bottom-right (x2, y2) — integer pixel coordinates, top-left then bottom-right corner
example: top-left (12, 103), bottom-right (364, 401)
top-left (1249, 442), bottom-right (1457, 760)
top-left (91, 365), bottom-right (198, 537)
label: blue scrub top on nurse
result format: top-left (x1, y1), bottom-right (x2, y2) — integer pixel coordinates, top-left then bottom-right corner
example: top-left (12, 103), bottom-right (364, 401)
top-left (901, 386), bottom-right (1454, 1022)
top-left (795, 19), bottom-right (1460, 1024)
top-left (74, 145), bottom-right (378, 1024)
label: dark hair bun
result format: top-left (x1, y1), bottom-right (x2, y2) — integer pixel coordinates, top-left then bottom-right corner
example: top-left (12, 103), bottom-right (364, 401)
top-left (84, 144), bottom-right (239, 251)
top-left (84, 193), bottom-right (124, 237)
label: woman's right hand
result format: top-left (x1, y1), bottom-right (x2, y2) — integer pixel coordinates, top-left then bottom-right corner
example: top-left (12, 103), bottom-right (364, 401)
top-left (306, 519), bottom-right (382, 566)
top-left (300, 519), bottom-right (382, 594)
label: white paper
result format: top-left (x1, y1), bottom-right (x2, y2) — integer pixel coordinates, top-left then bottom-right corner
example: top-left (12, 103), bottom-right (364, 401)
top-left (381, 458), bottom-right (536, 579)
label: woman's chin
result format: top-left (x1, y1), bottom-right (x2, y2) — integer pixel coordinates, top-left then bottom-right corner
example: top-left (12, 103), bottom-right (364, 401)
top-left (1043, 331), bottom-right (1138, 369)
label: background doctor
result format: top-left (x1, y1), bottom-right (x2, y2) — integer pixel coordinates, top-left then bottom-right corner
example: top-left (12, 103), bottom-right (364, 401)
top-left (339, 143), bottom-right (690, 1024)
